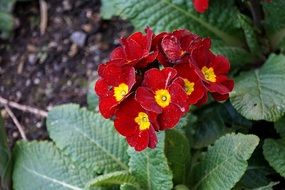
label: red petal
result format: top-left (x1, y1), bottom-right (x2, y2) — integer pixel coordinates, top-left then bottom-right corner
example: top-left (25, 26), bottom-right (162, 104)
top-left (205, 78), bottom-right (234, 94)
top-left (168, 82), bottom-right (189, 113)
top-left (211, 92), bottom-right (229, 101)
top-left (212, 55), bottom-right (230, 75)
top-left (122, 37), bottom-right (144, 62)
top-left (99, 96), bottom-right (118, 118)
top-left (142, 68), bottom-right (176, 91)
top-left (158, 104), bottom-right (183, 130)
top-left (100, 64), bottom-right (136, 87)
top-left (161, 35), bottom-right (183, 62)
top-left (95, 79), bottom-right (109, 97)
top-left (193, 0), bottom-right (209, 13)
top-left (114, 98), bottom-right (142, 136)
top-left (127, 130), bottom-right (149, 151)
top-left (195, 93), bottom-right (208, 106)
top-left (148, 127), bottom-right (158, 149)
top-left (110, 46), bottom-right (125, 60)
top-left (136, 87), bottom-right (162, 113)
top-left (174, 63), bottom-right (207, 104)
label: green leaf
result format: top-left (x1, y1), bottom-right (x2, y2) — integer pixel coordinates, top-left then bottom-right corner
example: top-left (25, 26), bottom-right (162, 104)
top-left (193, 133), bottom-right (259, 190)
top-left (47, 104), bottom-right (129, 174)
top-left (87, 81), bottom-right (99, 111)
top-left (237, 14), bottom-right (261, 55)
top-left (211, 41), bottom-right (253, 68)
top-left (0, 0), bottom-right (15, 12)
top-left (87, 171), bottom-right (139, 189)
top-left (13, 141), bottom-right (92, 190)
top-left (263, 139), bottom-right (285, 178)
top-left (230, 54), bottom-right (285, 122)
top-left (191, 107), bottom-right (231, 149)
top-left (165, 129), bottom-right (190, 185)
top-left (100, 0), bottom-right (255, 67)
top-left (234, 147), bottom-right (273, 189)
top-left (0, 11), bottom-right (14, 38)
top-left (128, 132), bottom-right (173, 190)
top-left (253, 182), bottom-right (279, 190)
top-left (274, 116), bottom-right (285, 138)
top-left (0, 114), bottom-right (11, 190)
top-left (263, 0), bottom-right (285, 50)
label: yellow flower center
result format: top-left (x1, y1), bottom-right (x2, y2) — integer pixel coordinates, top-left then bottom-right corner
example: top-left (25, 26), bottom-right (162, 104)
top-left (202, 66), bottom-right (216, 82)
top-left (183, 79), bottom-right (195, 95)
top-left (135, 112), bottom-right (150, 131)
top-left (154, 89), bottom-right (171, 108)
top-left (113, 83), bottom-right (128, 102)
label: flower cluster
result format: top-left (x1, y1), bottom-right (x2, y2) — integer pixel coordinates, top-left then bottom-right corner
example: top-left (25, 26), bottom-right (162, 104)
top-left (95, 28), bottom-right (234, 151)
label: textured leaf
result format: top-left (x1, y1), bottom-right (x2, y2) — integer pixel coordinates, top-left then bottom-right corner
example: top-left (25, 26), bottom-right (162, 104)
top-left (100, 0), bottom-right (253, 67)
top-left (87, 171), bottom-right (139, 189)
top-left (263, 139), bottom-right (285, 178)
top-left (193, 133), bottom-right (259, 190)
top-left (87, 81), bottom-right (99, 111)
top-left (128, 132), bottom-right (173, 190)
top-left (191, 106), bottom-right (231, 149)
top-left (13, 141), bottom-right (92, 190)
top-left (165, 129), bottom-right (190, 185)
top-left (0, 115), bottom-right (11, 190)
top-left (235, 148), bottom-right (273, 189)
top-left (47, 104), bottom-right (129, 174)
top-left (230, 54), bottom-right (285, 122)
top-left (263, 0), bottom-right (285, 50)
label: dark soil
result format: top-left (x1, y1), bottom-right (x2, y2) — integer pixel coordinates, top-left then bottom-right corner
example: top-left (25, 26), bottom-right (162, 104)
top-left (0, 0), bottom-right (132, 145)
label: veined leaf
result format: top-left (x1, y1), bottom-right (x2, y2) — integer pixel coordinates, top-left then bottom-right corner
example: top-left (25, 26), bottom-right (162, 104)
top-left (165, 129), bottom-right (190, 185)
top-left (87, 80), bottom-right (99, 112)
top-left (0, 115), bottom-right (11, 190)
top-left (263, 139), bottom-right (285, 178)
top-left (251, 182), bottom-right (279, 190)
top-left (263, 0), bottom-right (285, 50)
top-left (193, 133), bottom-right (259, 190)
top-left (128, 132), bottom-right (173, 190)
top-left (13, 141), bottom-right (92, 190)
top-left (100, 0), bottom-right (253, 67)
top-left (47, 104), bottom-right (129, 174)
top-left (237, 14), bottom-right (261, 55)
top-left (234, 147), bottom-right (273, 189)
top-left (230, 54), bottom-right (285, 122)
top-left (86, 171), bottom-right (139, 189)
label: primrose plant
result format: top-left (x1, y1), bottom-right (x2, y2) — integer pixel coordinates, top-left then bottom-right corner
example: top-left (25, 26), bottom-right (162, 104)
top-left (94, 28), bottom-right (233, 151)
top-left (3, 0), bottom-right (285, 190)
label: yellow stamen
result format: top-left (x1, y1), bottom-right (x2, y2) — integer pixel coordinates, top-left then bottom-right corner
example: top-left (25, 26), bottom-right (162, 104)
top-left (183, 79), bottom-right (195, 95)
top-left (135, 112), bottom-right (150, 131)
top-left (154, 89), bottom-right (171, 108)
top-left (113, 83), bottom-right (128, 101)
top-left (202, 66), bottom-right (216, 82)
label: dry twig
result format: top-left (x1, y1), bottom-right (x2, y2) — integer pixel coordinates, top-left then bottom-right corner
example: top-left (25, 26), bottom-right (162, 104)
top-left (4, 105), bottom-right (28, 141)
top-left (0, 96), bottom-right (48, 117)
top-left (40, 0), bottom-right (48, 35)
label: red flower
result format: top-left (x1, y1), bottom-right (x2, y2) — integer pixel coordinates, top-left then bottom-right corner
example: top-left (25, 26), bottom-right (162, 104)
top-left (95, 62), bottom-right (136, 118)
top-left (192, 47), bottom-right (234, 101)
top-left (136, 68), bottom-right (189, 130)
top-left (174, 61), bottom-right (206, 105)
top-left (110, 27), bottom-right (157, 68)
top-left (193, 0), bottom-right (209, 13)
top-left (114, 97), bottom-right (158, 151)
top-left (152, 29), bottom-right (210, 67)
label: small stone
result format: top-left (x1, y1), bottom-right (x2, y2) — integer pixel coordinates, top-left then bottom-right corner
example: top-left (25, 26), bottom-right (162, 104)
top-left (70, 31), bottom-right (87, 47)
